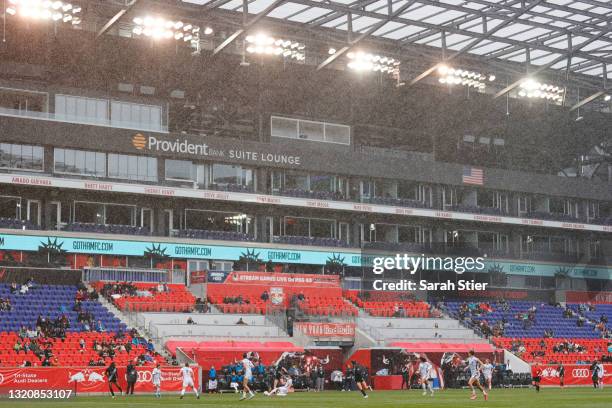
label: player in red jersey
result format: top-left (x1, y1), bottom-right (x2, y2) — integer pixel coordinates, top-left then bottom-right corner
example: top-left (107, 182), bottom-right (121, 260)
top-left (531, 363), bottom-right (542, 392)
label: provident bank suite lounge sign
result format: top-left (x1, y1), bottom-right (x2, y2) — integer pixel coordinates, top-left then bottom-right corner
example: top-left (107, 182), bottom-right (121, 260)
top-left (131, 133), bottom-right (302, 167)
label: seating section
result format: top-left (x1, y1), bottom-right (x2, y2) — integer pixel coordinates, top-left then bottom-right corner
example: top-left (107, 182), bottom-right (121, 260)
top-left (296, 295), bottom-right (358, 316)
top-left (525, 211), bottom-right (578, 222)
top-left (208, 183), bottom-right (253, 193)
top-left (344, 290), bottom-right (431, 317)
top-left (92, 282), bottom-right (196, 313)
top-left (207, 293), bottom-right (268, 314)
top-left (176, 229), bottom-right (255, 242)
top-left (591, 216), bottom-right (612, 226)
top-left (280, 188), bottom-right (347, 201)
top-left (0, 284), bottom-right (125, 333)
top-left (0, 283), bottom-right (163, 367)
top-left (63, 223), bottom-right (150, 236)
top-left (450, 204), bottom-right (507, 215)
top-left (444, 300), bottom-right (605, 338)
top-left (0, 332), bottom-right (160, 367)
top-left (273, 235), bottom-right (350, 248)
top-left (493, 338), bottom-right (610, 365)
top-left (0, 217), bottom-right (38, 230)
top-left (368, 196), bottom-right (429, 208)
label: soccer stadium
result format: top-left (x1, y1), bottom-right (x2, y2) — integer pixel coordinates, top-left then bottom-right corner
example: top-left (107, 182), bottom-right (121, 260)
top-left (0, 0), bottom-right (610, 407)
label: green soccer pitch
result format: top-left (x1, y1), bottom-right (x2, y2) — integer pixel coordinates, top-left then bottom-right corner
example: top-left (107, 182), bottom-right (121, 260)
top-left (2, 388), bottom-right (611, 408)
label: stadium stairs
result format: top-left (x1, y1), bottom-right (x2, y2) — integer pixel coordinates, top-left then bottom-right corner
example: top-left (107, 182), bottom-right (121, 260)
top-left (88, 283), bottom-right (172, 362)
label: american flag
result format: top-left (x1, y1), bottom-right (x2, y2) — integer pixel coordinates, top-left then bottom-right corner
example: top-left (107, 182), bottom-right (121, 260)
top-left (462, 166), bottom-right (484, 185)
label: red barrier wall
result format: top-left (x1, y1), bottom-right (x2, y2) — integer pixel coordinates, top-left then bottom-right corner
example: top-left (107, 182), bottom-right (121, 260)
top-left (0, 366), bottom-right (200, 394)
top-left (565, 291), bottom-right (612, 304)
top-left (539, 364), bottom-right (612, 386)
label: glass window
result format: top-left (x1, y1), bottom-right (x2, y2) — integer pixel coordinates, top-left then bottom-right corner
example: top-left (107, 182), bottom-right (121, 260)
top-left (0, 143), bottom-right (44, 171)
top-left (105, 204), bottom-right (135, 225)
top-left (477, 190), bottom-right (495, 207)
top-left (298, 120), bottom-right (324, 141)
top-left (310, 174), bottom-right (332, 192)
top-left (285, 171), bottom-right (309, 190)
top-left (54, 148), bottom-right (105, 177)
top-left (271, 116), bottom-right (298, 139)
top-left (74, 202), bottom-right (104, 224)
top-left (108, 154), bottom-right (157, 182)
top-left (324, 123), bottom-right (350, 145)
top-left (284, 217), bottom-right (310, 237)
top-left (185, 209), bottom-right (252, 233)
top-left (0, 196), bottom-right (20, 219)
top-left (549, 198), bottom-right (564, 213)
top-left (165, 159), bottom-right (193, 181)
top-left (398, 226), bottom-right (417, 243)
top-left (310, 218), bottom-right (335, 238)
top-left (398, 181), bottom-right (417, 200)
top-left (211, 164), bottom-right (240, 186)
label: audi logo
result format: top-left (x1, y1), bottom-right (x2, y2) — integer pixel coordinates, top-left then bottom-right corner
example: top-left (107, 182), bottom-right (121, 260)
top-left (572, 369), bottom-right (590, 378)
top-left (137, 371), bottom-right (152, 383)
top-left (0, 373), bottom-right (4, 384)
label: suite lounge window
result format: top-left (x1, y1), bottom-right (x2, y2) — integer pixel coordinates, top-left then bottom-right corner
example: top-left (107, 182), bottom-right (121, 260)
top-left (165, 159), bottom-right (193, 181)
top-left (54, 148), bottom-right (105, 177)
top-left (285, 171), bottom-right (309, 190)
top-left (0, 143), bottom-right (43, 171)
top-left (310, 174), bottom-right (333, 192)
top-left (210, 164), bottom-right (253, 187)
top-left (108, 154), bottom-right (157, 182)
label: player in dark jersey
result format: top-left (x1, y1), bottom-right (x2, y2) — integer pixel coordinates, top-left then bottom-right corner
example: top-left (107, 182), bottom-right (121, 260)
top-left (351, 361), bottom-right (369, 399)
top-left (105, 361), bottom-right (123, 398)
top-left (532, 363), bottom-right (542, 392)
top-left (557, 364), bottom-right (565, 388)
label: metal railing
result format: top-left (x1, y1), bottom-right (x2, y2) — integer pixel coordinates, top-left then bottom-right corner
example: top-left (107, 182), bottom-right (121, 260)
top-left (82, 267), bottom-right (183, 283)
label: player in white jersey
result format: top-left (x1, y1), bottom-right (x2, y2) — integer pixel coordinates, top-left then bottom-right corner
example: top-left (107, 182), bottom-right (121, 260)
top-left (465, 350), bottom-right (488, 401)
top-left (152, 363), bottom-right (162, 398)
top-left (264, 376), bottom-right (293, 397)
top-left (179, 363), bottom-right (200, 399)
top-left (239, 353), bottom-right (256, 400)
top-left (596, 362), bottom-right (605, 389)
top-left (418, 356), bottom-right (434, 397)
top-left (482, 359), bottom-right (494, 391)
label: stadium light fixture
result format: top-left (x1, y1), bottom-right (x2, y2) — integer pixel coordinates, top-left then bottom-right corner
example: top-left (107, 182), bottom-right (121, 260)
top-left (437, 65), bottom-right (492, 90)
top-left (6, 0), bottom-right (82, 25)
top-left (344, 50), bottom-right (400, 75)
top-left (516, 78), bottom-right (564, 102)
top-left (132, 16), bottom-right (211, 47)
top-left (245, 33), bottom-right (305, 61)
top-left (604, 95), bottom-right (611, 102)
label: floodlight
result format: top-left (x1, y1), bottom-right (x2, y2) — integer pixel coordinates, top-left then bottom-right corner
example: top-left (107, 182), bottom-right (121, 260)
top-left (518, 78), bottom-right (564, 102)
top-left (245, 33), bottom-right (305, 61)
top-left (132, 15), bottom-right (204, 48)
top-left (437, 65), bottom-right (490, 90)
top-left (346, 50), bottom-right (399, 75)
top-left (6, 0), bottom-right (81, 25)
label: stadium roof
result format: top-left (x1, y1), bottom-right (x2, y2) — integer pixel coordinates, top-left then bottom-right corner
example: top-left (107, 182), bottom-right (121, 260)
top-left (175, 0), bottom-right (612, 78)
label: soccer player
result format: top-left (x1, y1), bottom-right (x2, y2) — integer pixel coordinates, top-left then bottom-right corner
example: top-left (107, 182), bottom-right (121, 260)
top-left (105, 361), bottom-right (123, 399)
top-left (418, 356), bottom-right (434, 397)
top-left (239, 353), bottom-right (255, 400)
top-left (179, 363), bottom-right (200, 399)
top-left (351, 361), bottom-right (369, 399)
top-left (532, 363), bottom-right (542, 392)
top-left (465, 350), bottom-right (488, 401)
top-left (152, 363), bottom-right (162, 398)
top-left (482, 359), bottom-right (494, 391)
top-left (264, 375), bottom-right (293, 397)
top-left (557, 363), bottom-right (565, 388)
top-left (596, 361), bottom-right (604, 389)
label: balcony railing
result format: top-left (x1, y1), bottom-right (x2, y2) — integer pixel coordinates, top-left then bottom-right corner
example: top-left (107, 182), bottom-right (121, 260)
top-left (0, 107), bottom-right (168, 133)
